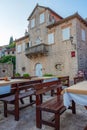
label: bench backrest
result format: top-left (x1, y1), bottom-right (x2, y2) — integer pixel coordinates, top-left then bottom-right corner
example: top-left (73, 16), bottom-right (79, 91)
top-left (58, 76), bottom-right (69, 87)
top-left (34, 80), bottom-right (61, 95)
top-left (5, 79), bottom-right (43, 95)
top-left (74, 76), bottom-right (84, 84)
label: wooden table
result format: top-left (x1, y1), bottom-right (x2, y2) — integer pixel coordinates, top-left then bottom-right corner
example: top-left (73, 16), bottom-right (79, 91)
top-left (63, 81), bottom-right (87, 108)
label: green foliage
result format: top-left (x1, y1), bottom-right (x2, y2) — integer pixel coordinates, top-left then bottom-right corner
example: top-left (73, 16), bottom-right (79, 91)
top-left (43, 73), bottom-right (53, 77)
top-left (15, 73), bottom-right (21, 77)
top-left (7, 42), bottom-right (15, 49)
top-left (0, 55), bottom-right (15, 63)
top-left (0, 55), bottom-right (16, 72)
top-left (23, 73), bottom-right (30, 78)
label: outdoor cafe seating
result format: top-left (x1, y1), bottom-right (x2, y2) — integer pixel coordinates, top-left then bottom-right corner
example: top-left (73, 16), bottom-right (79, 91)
top-left (1, 76), bottom-right (85, 130)
top-left (36, 76), bottom-right (76, 130)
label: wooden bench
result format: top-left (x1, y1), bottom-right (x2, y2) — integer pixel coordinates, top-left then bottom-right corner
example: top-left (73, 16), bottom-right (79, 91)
top-left (0, 79), bottom-right (42, 121)
top-left (35, 79), bottom-right (76, 130)
top-left (74, 76), bottom-right (84, 84)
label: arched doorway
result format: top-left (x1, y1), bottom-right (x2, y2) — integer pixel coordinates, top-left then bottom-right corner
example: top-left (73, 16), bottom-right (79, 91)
top-left (35, 63), bottom-right (42, 77)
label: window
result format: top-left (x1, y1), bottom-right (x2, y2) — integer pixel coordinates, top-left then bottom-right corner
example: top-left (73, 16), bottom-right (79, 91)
top-left (25, 42), bottom-right (31, 49)
top-left (31, 18), bottom-right (35, 28)
top-left (62, 27), bottom-right (70, 41)
top-left (22, 42), bottom-right (25, 51)
top-left (29, 41), bottom-right (32, 47)
top-left (36, 37), bottom-right (41, 44)
top-left (17, 45), bottom-right (21, 53)
top-left (82, 29), bottom-right (85, 41)
top-left (25, 43), bottom-right (29, 49)
top-left (40, 13), bottom-right (44, 24)
top-left (48, 33), bottom-right (54, 44)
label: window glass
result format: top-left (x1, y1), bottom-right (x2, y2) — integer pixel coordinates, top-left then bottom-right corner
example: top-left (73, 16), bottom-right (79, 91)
top-left (48, 33), bottom-right (54, 44)
top-left (82, 29), bottom-right (85, 41)
top-left (17, 45), bottom-right (21, 53)
top-left (40, 13), bottom-right (44, 24)
top-left (31, 18), bottom-right (35, 28)
top-left (62, 27), bottom-right (70, 41)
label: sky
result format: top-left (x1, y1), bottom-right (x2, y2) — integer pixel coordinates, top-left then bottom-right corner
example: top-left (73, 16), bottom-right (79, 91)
top-left (0, 0), bottom-right (87, 46)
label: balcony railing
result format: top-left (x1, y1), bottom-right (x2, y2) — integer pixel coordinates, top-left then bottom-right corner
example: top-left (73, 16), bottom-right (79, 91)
top-left (25, 43), bottom-right (50, 58)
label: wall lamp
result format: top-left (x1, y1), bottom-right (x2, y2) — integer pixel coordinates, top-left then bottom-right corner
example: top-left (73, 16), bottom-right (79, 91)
top-left (70, 36), bottom-right (76, 49)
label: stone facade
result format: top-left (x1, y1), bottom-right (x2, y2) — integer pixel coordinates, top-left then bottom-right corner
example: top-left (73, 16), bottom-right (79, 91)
top-left (15, 4), bottom-right (87, 80)
top-left (0, 63), bottom-right (13, 77)
top-left (15, 35), bottom-right (30, 76)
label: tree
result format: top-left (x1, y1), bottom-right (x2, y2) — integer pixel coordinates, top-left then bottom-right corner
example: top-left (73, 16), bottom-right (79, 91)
top-left (7, 36), bottom-right (15, 49)
top-left (9, 36), bottom-right (13, 45)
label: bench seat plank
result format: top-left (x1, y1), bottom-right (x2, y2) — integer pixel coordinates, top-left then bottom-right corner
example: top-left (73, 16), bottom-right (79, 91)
top-left (37, 96), bottom-right (66, 113)
top-left (0, 90), bottom-right (35, 103)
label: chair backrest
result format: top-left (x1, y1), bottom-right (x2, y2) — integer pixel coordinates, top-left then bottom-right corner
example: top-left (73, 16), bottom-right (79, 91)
top-left (74, 76), bottom-right (84, 84)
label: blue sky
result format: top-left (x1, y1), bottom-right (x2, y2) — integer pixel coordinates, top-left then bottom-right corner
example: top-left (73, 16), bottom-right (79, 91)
top-left (0, 0), bottom-right (87, 46)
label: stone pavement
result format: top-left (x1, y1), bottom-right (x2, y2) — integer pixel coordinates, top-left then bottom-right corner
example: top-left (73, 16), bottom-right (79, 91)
top-left (0, 96), bottom-right (87, 130)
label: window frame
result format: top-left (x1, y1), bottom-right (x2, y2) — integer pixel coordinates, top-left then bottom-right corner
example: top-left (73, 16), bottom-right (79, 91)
top-left (48, 32), bottom-right (54, 44)
top-left (17, 44), bottom-right (21, 53)
top-left (81, 28), bottom-right (85, 41)
top-left (40, 12), bottom-right (45, 24)
top-left (62, 27), bottom-right (70, 41)
top-left (31, 18), bottom-right (35, 28)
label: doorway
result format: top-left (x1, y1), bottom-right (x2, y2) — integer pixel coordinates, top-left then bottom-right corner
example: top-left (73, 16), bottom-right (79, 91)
top-left (35, 63), bottom-right (42, 77)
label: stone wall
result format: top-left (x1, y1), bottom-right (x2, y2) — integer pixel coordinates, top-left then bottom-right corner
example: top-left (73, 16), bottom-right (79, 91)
top-left (0, 63), bottom-right (13, 77)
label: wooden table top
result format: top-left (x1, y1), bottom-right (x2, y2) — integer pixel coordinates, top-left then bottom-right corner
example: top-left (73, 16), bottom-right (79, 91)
top-left (63, 81), bottom-right (87, 95)
top-left (0, 76), bottom-right (57, 86)
top-left (0, 79), bottom-right (31, 86)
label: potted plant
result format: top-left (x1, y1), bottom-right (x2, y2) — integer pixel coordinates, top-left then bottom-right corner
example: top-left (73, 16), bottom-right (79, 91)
top-left (15, 73), bottom-right (21, 77)
top-left (43, 73), bottom-right (53, 77)
top-left (23, 73), bottom-right (30, 79)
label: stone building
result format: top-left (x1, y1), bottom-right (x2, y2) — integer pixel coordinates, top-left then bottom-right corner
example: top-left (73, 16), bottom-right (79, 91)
top-left (4, 48), bottom-right (15, 56)
top-left (15, 4), bottom-right (87, 80)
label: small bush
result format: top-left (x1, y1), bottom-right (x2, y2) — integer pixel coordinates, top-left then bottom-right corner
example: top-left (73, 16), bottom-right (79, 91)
top-left (15, 73), bottom-right (21, 77)
top-left (23, 73), bottom-right (30, 78)
top-left (43, 73), bottom-right (53, 77)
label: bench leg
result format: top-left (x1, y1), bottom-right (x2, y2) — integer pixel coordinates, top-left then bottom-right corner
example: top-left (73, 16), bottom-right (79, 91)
top-left (30, 95), bottom-right (33, 103)
top-left (72, 100), bottom-right (76, 114)
top-left (36, 107), bottom-right (42, 128)
top-left (51, 90), bottom-right (54, 96)
top-left (55, 113), bottom-right (60, 130)
top-left (40, 94), bottom-right (43, 104)
top-left (20, 99), bottom-right (24, 104)
top-left (4, 102), bottom-right (7, 117)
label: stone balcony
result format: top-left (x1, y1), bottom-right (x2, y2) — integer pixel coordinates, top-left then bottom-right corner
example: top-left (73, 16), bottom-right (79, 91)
top-left (25, 43), bottom-right (50, 59)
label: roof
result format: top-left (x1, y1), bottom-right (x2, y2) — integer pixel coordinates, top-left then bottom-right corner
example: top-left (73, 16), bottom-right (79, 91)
top-left (15, 35), bottom-right (29, 43)
top-left (47, 12), bottom-right (87, 28)
top-left (27, 4), bottom-right (63, 20)
top-left (5, 48), bottom-right (15, 52)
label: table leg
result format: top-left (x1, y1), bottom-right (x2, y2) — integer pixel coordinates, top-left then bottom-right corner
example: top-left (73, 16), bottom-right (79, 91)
top-left (72, 100), bottom-right (76, 114)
